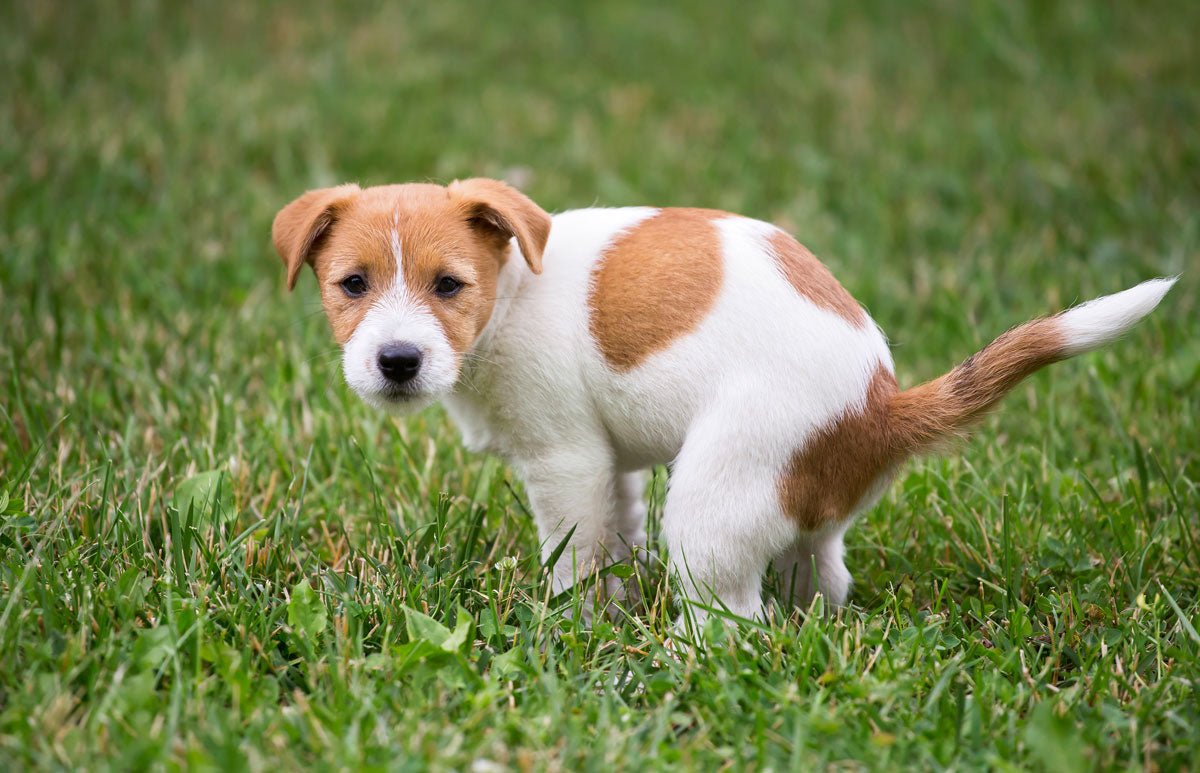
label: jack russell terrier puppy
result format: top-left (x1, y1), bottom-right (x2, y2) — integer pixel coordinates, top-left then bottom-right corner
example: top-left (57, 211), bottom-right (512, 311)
top-left (273, 178), bottom-right (1175, 624)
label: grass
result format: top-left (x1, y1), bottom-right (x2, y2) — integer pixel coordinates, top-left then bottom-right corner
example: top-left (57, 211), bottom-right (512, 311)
top-left (2, 0), bottom-right (1198, 768)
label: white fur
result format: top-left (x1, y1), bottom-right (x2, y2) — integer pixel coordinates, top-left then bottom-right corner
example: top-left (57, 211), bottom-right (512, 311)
top-left (1056, 277), bottom-right (1177, 356)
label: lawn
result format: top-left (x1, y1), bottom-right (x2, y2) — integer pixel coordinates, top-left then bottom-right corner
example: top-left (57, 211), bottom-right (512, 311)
top-left (2, 0), bottom-right (1198, 769)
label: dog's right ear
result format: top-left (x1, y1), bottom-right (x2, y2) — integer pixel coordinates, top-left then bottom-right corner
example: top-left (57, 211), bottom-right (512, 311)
top-left (272, 184), bottom-right (361, 291)
top-left (448, 178), bottom-right (551, 274)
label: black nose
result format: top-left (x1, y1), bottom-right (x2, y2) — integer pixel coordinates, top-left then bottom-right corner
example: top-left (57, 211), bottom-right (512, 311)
top-left (377, 343), bottom-right (422, 385)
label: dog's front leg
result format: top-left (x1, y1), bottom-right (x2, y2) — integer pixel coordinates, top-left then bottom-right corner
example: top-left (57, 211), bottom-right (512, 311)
top-left (520, 448), bottom-right (618, 601)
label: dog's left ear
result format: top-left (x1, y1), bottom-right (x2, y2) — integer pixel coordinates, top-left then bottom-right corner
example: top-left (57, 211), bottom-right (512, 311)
top-left (272, 184), bottom-right (361, 291)
top-left (449, 178), bottom-right (551, 274)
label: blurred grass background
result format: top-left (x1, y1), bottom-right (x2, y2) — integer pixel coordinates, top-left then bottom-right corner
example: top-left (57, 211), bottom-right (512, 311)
top-left (1, 0), bottom-right (1198, 769)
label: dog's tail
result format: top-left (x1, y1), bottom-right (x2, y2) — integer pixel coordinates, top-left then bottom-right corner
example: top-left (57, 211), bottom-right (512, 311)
top-left (886, 278), bottom-right (1177, 456)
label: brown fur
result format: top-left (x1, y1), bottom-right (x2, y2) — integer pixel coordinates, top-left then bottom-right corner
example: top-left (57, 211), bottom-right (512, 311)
top-left (448, 178), bottom-right (552, 275)
top-left (588, 208), bottom-right (726, 372)
top-left (272, 184), bottom-right (362, 291)
top-left (271, 179), bottom-right (551, 350)
top-left (767, 231), bottom-right (866, 326)
top-left (779, 317), bottom-right (1067, 529)
top-left (778, 365), bottom-right (900, 530)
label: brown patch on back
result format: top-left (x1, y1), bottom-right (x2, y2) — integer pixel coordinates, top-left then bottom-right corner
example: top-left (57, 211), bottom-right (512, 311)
top-left (778, 365), bottom-right (901, 530)
top-left (768, 231), bottom-right (865, 326)
top-left (589, 208), bottom-right (726, 371)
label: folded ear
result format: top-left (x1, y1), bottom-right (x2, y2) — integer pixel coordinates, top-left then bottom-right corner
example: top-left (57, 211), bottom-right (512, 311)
top-left (272, 184), bottom-right (361, 290)
top-left (449, 178), bottom-right (551, 274)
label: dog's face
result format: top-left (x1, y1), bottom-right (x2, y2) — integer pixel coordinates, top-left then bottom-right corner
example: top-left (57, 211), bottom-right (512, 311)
top-left (273, 179), bottom-right (551, 410)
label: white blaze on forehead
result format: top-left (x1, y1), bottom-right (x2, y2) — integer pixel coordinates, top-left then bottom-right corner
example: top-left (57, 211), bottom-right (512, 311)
top-left (390, 208), bottom-right (403, 264)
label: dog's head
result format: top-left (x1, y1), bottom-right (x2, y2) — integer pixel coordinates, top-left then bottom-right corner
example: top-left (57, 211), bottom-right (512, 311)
top-left (273, 179), bottom-right (551, 410)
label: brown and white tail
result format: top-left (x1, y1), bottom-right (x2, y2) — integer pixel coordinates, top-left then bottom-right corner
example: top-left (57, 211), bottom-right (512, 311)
top-left (887, 278), bottom-right (1177, 456)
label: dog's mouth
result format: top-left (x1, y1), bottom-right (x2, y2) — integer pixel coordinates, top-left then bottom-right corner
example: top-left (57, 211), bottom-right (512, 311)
top-left (376, 383), bottom-right (424, 403)
top-left (357, 381), bottom-right (440, 414)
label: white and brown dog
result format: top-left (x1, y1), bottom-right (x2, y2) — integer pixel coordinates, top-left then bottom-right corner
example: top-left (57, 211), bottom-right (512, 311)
top-left (273, 178), bottom-right (1174, 623)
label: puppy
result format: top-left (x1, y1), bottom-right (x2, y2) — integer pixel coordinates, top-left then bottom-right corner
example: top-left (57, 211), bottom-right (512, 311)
top-left (273, 178), bottom-right (1175, 623)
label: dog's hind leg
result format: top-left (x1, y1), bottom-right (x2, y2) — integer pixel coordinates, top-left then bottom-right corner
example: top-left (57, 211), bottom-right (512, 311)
top-left (773, 526), bottom-right (852, 612)
top-left (663, 415), bottom-right (799, 628)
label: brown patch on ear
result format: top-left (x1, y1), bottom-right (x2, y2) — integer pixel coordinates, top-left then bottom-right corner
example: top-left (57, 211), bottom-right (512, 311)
top-left (768, 231), bottom-right (865, 326)
top-left (588, 208), bottom-right (726, 372)
top-left (778, 365), bottom-right (900, 530)
top-left (272, 184), bottom-right (361, 290)
top-left (448, 178), bottom-right (551, 274)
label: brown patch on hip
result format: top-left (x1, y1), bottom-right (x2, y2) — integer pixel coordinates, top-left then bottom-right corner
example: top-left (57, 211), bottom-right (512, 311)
top-left (767, 230), bottom-right (866, 327)
top-left (778, 365), bottom-right (900, 530)
top-left (588, 208), bottom-right (726, 372)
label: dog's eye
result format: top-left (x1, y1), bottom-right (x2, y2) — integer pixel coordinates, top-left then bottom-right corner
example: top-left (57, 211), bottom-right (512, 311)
top-left (340, 274), bottom-right (368, 297)
top-left (435, 275), bottom-right (464, 297)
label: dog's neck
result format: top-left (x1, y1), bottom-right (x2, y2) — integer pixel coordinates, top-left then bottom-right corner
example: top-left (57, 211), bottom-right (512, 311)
top-left (478, 244), bottom-right (528, 356)
top-left (442, 246), bottom-right (530, 455)
top-left (452, 244), bottom-right (528, 392)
